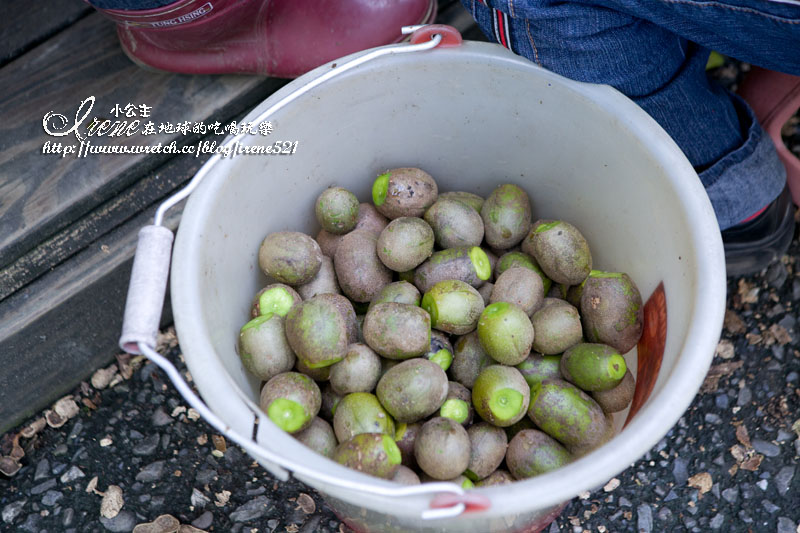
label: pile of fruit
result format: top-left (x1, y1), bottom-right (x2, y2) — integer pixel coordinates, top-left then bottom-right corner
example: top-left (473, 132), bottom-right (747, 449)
top-left (237, 167), bottom-right (644, 486)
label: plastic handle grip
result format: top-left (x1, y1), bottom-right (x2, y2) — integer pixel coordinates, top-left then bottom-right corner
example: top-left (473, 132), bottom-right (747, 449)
top-left (119, 225), bottom-right (174, 353)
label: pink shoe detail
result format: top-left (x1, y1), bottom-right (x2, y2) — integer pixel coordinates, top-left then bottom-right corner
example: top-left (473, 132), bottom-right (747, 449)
top-left (94, 0), bottom-right (437, 77)
top-left (739, 66), bottom-right (800, 206)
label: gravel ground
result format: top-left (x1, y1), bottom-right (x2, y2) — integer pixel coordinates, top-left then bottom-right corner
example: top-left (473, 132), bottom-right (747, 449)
top-left (1, 61), bottom-right (799, 533)
top-left (1, 259), bottom-right (799, 533)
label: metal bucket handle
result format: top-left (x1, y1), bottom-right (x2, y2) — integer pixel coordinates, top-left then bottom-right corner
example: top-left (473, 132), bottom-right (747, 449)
top-left (118, 25), bottom-right (491, 521)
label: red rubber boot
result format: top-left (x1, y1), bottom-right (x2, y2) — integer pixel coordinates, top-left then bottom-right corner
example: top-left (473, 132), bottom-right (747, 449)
top-left (738, 66), bottom-right (800, 205)
top-left (95, 0), bottom-right (437, 77)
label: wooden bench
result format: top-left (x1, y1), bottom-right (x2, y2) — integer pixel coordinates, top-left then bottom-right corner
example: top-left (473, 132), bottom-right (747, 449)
top-left (0, 0), bottom-right (487, 432)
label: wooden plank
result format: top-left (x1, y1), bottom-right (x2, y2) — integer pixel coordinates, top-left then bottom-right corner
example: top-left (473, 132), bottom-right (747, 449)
top-left (0, 12), bottom-right (287, 270)
top-left (0, 188), bottom-right (184, 435)
top-left (0, 0), bottom-right (92, 67)
top-left (0, 129), bottom-right (229, 301)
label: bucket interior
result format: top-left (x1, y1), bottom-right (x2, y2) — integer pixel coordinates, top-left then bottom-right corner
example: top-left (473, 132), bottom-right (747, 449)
top-left (171, 42), bottom-right (725, 531)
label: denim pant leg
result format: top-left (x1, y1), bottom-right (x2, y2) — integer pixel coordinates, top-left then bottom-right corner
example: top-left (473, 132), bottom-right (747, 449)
top-left (463, 0), bottom-right (792, 229)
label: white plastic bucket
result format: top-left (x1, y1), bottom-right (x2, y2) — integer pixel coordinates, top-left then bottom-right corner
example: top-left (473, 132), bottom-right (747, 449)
top-left (170, 40), bottom-right (726, 532)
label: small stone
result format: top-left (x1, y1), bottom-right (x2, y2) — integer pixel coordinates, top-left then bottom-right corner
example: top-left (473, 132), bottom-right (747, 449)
top-left (229, 496), bottom-right (271, 522)
top-left (637, 504), bottom-right (653, 533)
top-left (31, 479), bottom-right (57, 495)
top-left (603, 478), bottom-right (620, 492)
top-left (132, 513), bottom-right (180, 533)
top-left (618, 497), bottom-right (632, 507)
top-left (195, 469), bottom-right (216, 485)
top-left (191, 511), bottom-right (213, 530)
top-left (100, 510), bottom-right (137, 532)
top-left (34, 459), bottom-right (50, 481)
top-left (18, 514), bottom-right (40, 532)
top-left (762, 499), bottom-right (780, 513)
top-left (2, 500), bottom-right (26, 524)
top-left (42, 490), bottom-right (63, 506)
top-left (657, 507), bottom-right (672, 521)
top-left (757, 479), bottom-right (769, 491)
top-left (135, 461), bottom-right (165, 483)
top-left (100, 485), bottom-right (125, 519)
top-left (191, 488), bottom-right (210, 509)
top-left (715, 339), bottom-right (735, 359)
top-left (151, 408), bottom-right (173, 427)
top-left (737, 387), bottom-right (752, 406)
top-left (752, 439), bottom-right (780, 457)
top-left (60, 466), bottom-right (85, 484)
top-left (100, 437), bottom-right (113, 447)
top-left (778, 429), bottom-right (794, 442)
top-left (715, 394), bottom-right (729, 409)
top-left (787, 372), bottom-right (799, 383)
top-left (133, 434), bottom-right (160, 456)
top-left (722, 487), bottom-right (738, 503)
top-left (777, 517), bottom-right (796, 533)
top-left (62, 507), bottom-right (75, 527)
top-left (704, 413), bottom-right (721, 424)
top-left (688, 472), bottom-right (713, 495)
top-left (664, 490), bottom-right (678, 502)
top-left (709, 513), bottom-right (724, 529)
top-left (296, 493), bottom-right (316, 514)
top-left (776, 466), bottom-right (795, 497)
top-left (672, 457), bottom-right (689, 485)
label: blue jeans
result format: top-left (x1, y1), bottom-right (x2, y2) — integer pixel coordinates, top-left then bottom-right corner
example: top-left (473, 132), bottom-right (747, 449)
top-left (464, 0), bottom-right (800, 229)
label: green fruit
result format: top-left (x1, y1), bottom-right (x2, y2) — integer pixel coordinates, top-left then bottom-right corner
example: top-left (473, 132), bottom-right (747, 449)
top-left (250, 283), bottom-right (302, 318)
top-left (319, 383), bottom-right (344, 422)
top-left (530, 302), bottom-right (583, 355)
top-left (413, 246), bottom-right (492, 293)
top-left (592, 369), bottom-right (636, 413)
top-left (394, 422), bottom-right (421, 468)
top-left (516, 353), bottom-right (562, 388)
top-left (480, 184), bottom-right (532, 250)
top-left (315, 187), bottom-right (360, 235)
top-left (450, 331), bottom-right (493, 388)
top-left (472, 365), bottom-right (530, 427)
top-left (477, 302), bottom-right (534, 366)
top-left (506, 429), bottom-right (571, 480)
top-left (391, 465), bottom-right (421, 485)
top-left (475, 469), bottom-right (514, 487)
top-left (333, 392), bottom-right (395, 442)
top-left (490, 267), bottom-right (545, 316)
top-left (424, 198), bottom-right (485, 249)
top-left (440, 381), bottom-right (473, 426)
top-left (414, 417), bottom-right (471, 480)
top-left (238, 314), bottom-right (296, 381)
top-left (285, 296), bottom-right (348, 369)
top-left (579, 271), bottom-right (644, 354)
top-left (372, 168), bottom-right (438, 219)
top-left (377, 217), bottom-right (435, 272)
top-left (495, 251), bottom-right (552, 294)
top-left (315, 293), bottom-right (359, 345)
top-left (296, 256), bottom-right (340, 300)
top-left (527, 379), bottom-right (609, 449)
top-left (295, 357), bottom-right (331, 381)
top-left (334, 230), bottom-right (393, 302)
top-left (259, 372), bottom-right (321, 433)
top-left (363, 302), bottom-right (431, 359)
top-left (376, 359), bottom-right (448, 423)
top-left (258, 231), bottom-right (323, 285)
top-left (560, 343), bottom-right (627, 392)
top-left (438, 191), bottom-right (485, 213)
top-left (294, 417), bottom-right (337, 458)
top-left (369, 281), bottom-right (421, 310)
top-left (329, 344), bottom-right (382, 394)
top-left (425, 331), bottom-right (454, 371)
top-left (333, 433), bottom-right (401, 479)
top-left (523, 220), bottom-right (592, 286)
top-left (421, 280), bottom-right (485, 335)
top-left (465, 422), bottom-right (508, 481)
